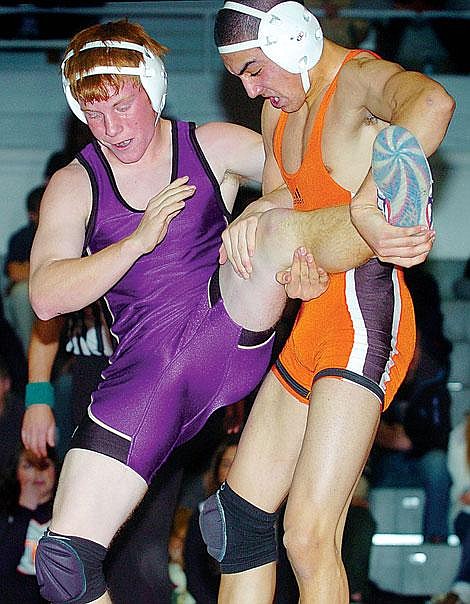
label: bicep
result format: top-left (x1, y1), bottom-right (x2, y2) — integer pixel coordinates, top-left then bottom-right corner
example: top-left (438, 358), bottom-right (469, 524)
top-left (30, 171), bottom-right (90, 275)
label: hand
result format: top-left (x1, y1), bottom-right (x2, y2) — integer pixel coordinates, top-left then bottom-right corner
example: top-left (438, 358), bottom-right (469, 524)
top-left (351, 207), bottom-right (435, 268)
top-left (132, 177), bottom-right (196, 255)
top-left (219, 210), bottom-right (264, 278)
top-left (460, 491), bottom-right (470, 505)
top-left (21, 405), bottom-right (56, 458)
top-left (276, 247), bottom-right (329, 301)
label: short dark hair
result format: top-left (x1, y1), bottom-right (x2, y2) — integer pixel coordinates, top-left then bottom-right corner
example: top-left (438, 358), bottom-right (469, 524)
top-left (214, 0), bottom-right (304, 48)
top-left (26, 185), bottom-right (46, 214)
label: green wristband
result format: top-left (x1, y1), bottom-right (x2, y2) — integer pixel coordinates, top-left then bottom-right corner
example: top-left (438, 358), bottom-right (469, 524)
top-left (25, 382), bottom-right (55, 408)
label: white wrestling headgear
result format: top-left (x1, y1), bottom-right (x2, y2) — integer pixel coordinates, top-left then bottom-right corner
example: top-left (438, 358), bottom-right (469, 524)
top-left (218, 1), bottom-right (323, 92)
top-left (61, 40), bottom-right (167, 124)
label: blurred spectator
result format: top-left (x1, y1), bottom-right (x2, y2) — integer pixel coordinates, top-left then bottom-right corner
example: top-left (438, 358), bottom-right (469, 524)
top-left (370, 265), bottom-right (453, 542)
top-left (374, 0), bottom-right (468, 73)
top-left (0, 356), bottom-right (24, 475)
top-left (342, 473), bottom-right (377, 603)
top-left (453, 258), bottom-right (470, 301)
top-left (308, 0), bottom-right (375, 48)
top-left (181, 434), bottom-right (241, 604)
top-left (3, 186), bottom-right (45, 353)
top-left (433, 414), bottom-right (470, 604)
top-left (0, 444), bottom-right (58, 604)
top-left (0, 2), bottom-right (105, 43)
top-left (0, 304), bottom-right (27, 395)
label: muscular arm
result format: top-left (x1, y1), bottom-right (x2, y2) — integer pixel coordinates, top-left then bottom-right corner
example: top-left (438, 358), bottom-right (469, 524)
top-left (261, 100), bottom-right (372, 272)
top-left (30, 163), bottom-right (193, 320)
top-left (344, 57), bottom-right (455, 255)
top-left (30, 164), bottom-right (142, 319)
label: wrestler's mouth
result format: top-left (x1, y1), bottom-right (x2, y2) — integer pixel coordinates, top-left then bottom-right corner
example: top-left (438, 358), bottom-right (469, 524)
top-left (269, 96), bottom-right (282, 109)
top-left (114, 139), bottom-right (132, 149)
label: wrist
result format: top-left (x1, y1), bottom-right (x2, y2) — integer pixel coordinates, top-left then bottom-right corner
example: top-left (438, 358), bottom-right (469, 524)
top-left (25, 382), bottom-right (55, 408)
top-left (122, 235), bottom-right (144, 262)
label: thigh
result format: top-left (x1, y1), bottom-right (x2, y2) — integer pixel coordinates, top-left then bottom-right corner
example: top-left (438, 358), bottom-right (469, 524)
top-left (219, 207), bottom-right (313, 333)
top-left (51, 449), bottom-right (147, 547)
top-left (226, 371), bottom-right (308, 512)
top-left (286, 377), bottom-right (381, 530)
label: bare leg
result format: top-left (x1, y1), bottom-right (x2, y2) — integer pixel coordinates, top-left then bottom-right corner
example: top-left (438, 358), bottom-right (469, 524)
top-left (218, 373), bottom-right (308, 604)
top-left (283, 378), bottom-right (380, 603)
top-left (220, 206), bottom-right (371, 332)
top-left (50, 449), bottom-right (147, 603)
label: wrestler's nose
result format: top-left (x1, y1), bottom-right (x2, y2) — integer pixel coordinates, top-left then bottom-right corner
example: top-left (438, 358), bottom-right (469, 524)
top-left (104, 114), bottom-right (122, 137)
top-left (242, 79), bottom-right (262, 99)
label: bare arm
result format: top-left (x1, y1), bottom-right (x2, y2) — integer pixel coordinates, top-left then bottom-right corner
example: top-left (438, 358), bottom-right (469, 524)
top-left (30, 164), bottom-right (194, 320)
top-left (22, 316), bottom-right (64, 457)
top-left (345, 56), bottom-right (455, 256)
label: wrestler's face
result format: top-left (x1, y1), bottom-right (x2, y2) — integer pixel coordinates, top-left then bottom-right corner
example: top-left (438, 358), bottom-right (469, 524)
top-left (81, 80), bottom-right (157, 164)
top-left (222, 48), bottom-right (306, 113)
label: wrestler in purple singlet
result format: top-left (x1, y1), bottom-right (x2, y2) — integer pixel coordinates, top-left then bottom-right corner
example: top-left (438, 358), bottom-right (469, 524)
top-left (70, 120), bottom-right (275, 483)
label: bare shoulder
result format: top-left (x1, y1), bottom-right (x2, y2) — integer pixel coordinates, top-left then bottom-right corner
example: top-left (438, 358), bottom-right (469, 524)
top-left (43, 159), bottom-right (92, 219)
top-left (337, 52), bottom-right (402, 99)
top-left (196, 122), bottom-right (261, 154)
top-left (195, 122), bottom-right (263, 182)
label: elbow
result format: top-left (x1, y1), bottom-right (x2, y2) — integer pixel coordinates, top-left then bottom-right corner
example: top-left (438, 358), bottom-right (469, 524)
top-left (29, 282), bottom-right (57, 321)
top-left (426, 85), bottom-right (455, 132)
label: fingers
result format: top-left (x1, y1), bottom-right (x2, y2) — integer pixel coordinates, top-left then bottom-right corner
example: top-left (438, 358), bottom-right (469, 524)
top-left (21, 407), bottom-right (55, 458)
top-left (219, 243), bottom-right (228, 265)
top-left (221, 215), bottom-right (260, 279)
top-left (279, 248), bottom-right (329, 301)
top-left (147, 181), bottom-right (196, 213)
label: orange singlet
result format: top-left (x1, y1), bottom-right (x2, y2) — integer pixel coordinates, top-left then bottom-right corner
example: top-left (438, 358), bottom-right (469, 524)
top-left (271, 50), bottom-right (416, 411)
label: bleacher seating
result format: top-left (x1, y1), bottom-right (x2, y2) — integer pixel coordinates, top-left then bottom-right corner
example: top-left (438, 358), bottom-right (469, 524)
top-left (368, 259), bottom-right (470, 599)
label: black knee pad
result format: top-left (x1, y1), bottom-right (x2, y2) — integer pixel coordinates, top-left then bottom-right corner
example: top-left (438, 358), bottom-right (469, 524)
top-left (199, 481), bottom-right (279, 573)
top-left (35, 530), bottom-right (107, 603)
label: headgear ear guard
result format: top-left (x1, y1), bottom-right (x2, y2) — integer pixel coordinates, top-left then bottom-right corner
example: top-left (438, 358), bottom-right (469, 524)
top-left (61, 40), bottom-right (167, 124)
top-left (218, 1), bottom-right (323, 93)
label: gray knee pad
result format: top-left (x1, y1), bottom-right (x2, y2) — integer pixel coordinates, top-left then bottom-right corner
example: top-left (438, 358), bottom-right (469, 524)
top-left (199, 481), bottom-right (279, 573)
top-left (35, 530), bottom-right (107, 603)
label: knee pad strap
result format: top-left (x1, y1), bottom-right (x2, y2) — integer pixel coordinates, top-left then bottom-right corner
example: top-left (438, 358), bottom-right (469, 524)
top-left (36, 530), bottom-right (107, 603)
top-left (199, 481), bottom-right (279, 574)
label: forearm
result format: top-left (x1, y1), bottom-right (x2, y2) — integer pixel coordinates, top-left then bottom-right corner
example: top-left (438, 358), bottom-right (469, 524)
top-left (302, 205), bottom-right (372, 273)
top-left (251, 184), bottom-right (293, 215)
top-left (28, 317), bottom-right (64, 382)
top-left (350, 170), bottom-right (380, 221)
top-left (30, 236), bottom-right (141, 320)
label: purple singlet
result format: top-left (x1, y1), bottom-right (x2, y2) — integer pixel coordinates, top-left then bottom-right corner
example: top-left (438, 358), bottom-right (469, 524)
top-left (70, 121), bottom-right (275, 483)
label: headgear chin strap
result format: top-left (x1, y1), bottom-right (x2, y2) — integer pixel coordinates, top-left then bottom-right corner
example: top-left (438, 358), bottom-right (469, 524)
top-left (218, 1), bottom-right (323, 93)
top-left (61, 40), bottom-right (167, 124)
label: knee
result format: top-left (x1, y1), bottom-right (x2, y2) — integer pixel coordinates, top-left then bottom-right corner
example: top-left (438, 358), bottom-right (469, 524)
top-left (36, 530), bottom-right (107, 603)
top-left (255, 208), bottom-right (297, 268)
top-left (199, 482), bottom-right (279, 573)
top-left (283, 514), bottom-right (334, 577)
